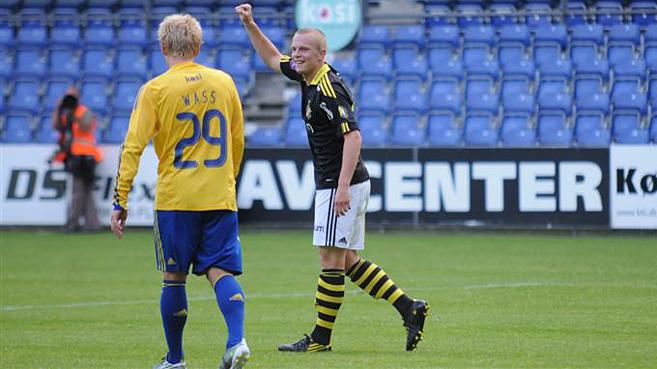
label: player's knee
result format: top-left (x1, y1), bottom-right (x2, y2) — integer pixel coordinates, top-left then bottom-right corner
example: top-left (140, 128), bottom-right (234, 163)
top-left (163, 271), bottom-right (186, 282)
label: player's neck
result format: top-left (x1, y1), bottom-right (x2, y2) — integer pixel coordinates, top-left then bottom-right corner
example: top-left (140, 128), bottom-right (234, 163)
top-left (166, 56), bottom-right (195, 68)
top-left (303, 64), bottom-right (325, 85)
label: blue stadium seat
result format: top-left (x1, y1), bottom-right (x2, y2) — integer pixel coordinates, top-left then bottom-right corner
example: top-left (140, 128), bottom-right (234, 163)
top-left (428, 45), bottom-right (454, 68)
top-left (116, 46), bottom-right (147, 78)
top-left (43, 77), bottom-right (74, 111)
top-left (429, 81), bottom-right (461, 114)
top-left (464, 114), bottom-right (498, 146)
top-left (248, 126), bottom-right (283, 147)
top-left (393, 25), bottom-right (426, 48)
top-left (288, 93), bottom-right (301, 116)
top-left (490, 4), bottom-right (517, 28)
top-left (533, 44), bottom-right (562, 68)
top-left (501, 123), bottom-right (537, 147)
top-left (49, 47), bottom-right (80, 79)
top-left (631, 2), bottom-right (657, 26)
top-left (466, 92), bottom-right (499, 114)
top-left (650, 78), bottom-right (657, 108)
top-left (359, 25), bottom-right (390, 47)
top-left (84, 8), bottom-right (115, 46)
top-left (576, 112), bottom-right (611, 147)
top-left (362, 58), bottom-right (393, 79)
top-left (538, 59), bottom-right (572, 79)
top-left (80, 78), bottom-right (109, 114)
top-left (117, 8), bottom-right (148, 47)
top-left (428, 25), bottom-right (459, 48)
top-left (331, 54), bottom-right (358, 81)
top-left (570, 44), bottom-right (599, 67)
top-left (574, 58), bottom-right (608, 81)
top-left (595, 2), bottom-right (623, 25)
top-left (613, 113), bottom-right (649, 144)
top-left (498, 44), bottom-right (526, 67)
top-left (613, 92), bottom-right (648, 115)
top-left (392, 45), bottom-right (420, 66)
top-left (427, 113), bottom-right (461, 147)
top-left (1, 114), bottom-right (33, 143)
top-left (431, 59), bottom-right (463, 80)
top-left (196, 48), bottom-right (216, 69)
top-left (359, 78), bottom-right (390, 113)
top-left (539, 92), bottom-right (573, 115)
top-left (82, 48), bottom-right (114, 80)
top-left (104, 114), bottom-right (129, 144)
top-left (34, 115), bottom-right (59, 144)
top-left (456, 4), bottom-right (483, 27)
top-left (577, 92), bottom-right (610, 114)
top-left (463, 46), bottom-right (490, 68)
top-left (389, 113), bottom-right (425, 146)
top-left (285, 117), bottom-right (308, 147)
top-left (0, 9), bottom-right (13, 47)
top-left (466, 77), bottom-right (494, 101)
top-left (394, 79), bottom-right (427, 113)
top-left (466, 59), bottom-right (499, 79)
top-left (0, 47), bottom-right (12, 78)
top-left (538, 113), bottom-right (573, 146)
top-left (498, 24), bottom-right (531, 47)
top-left (396, 56), bottom-right (428, 79)
top-left (566, 1), bottom-right (588, 26)
top-left (113, 78), bottom-right (143, 112)
top-left (613, 59), bottom-right (646, 80)
top-left (571, 24), bottom-right (605, 46)
top-left (501, 77), bottom-right (531, 100)
top-left (17, 9), bottom-right (47, 47)
top-left (359, 113), bottom-right (387, 147)
top-left (525, 3), bottom-right (552, 28)
top-left (503, 93), bottom-right (534, 114)
top-left (51, 9), bottom-right (81, 46)
top-left (218, 26), bottom-right (250, 48)
top-left (537, 79), bottom-right (568, 101)
top-left (8, 78), bottom-right (40, 114)
top-left (501, 115), bottom-right (532, 137)
top-left (149, 48), bottom-right (167, 77)
top-left (15, 48), bottom-right (46, 78)
top-left (534, 24), bottom-right (568, 48)
top-left (260, 26), bottom-right (285, 50)
top-left (217, 48), bottom-right (251, 80)
top-left (501, 59), bottom-right (534, 78)
top-left (615, 128), bottom-right (650, 144)
top-left (464, 25), bottom-right (495, 47)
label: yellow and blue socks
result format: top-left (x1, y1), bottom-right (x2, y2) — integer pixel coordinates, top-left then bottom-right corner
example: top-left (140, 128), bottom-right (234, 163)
top-left (346, 259), bottom-right (414, 317)
top-left (160, 280), bottom-right (188, 364)
top-left (310, 269), bottom-right (345, 346)
top-left (214, 275), bottom-right (246, 349)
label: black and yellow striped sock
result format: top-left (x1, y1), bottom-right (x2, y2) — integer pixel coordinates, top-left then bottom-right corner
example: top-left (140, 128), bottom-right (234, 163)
top-left (310, 269), bottom-right (345, 346)
top-left (346, 259), bottom-right (414, 317)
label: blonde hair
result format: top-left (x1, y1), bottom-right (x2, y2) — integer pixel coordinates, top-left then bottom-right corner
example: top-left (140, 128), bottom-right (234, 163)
top-left (158, 14), bottom-right (203, 58)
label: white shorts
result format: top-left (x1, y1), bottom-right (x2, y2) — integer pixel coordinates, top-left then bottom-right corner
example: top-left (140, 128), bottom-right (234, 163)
top-left (313, 180), bottom-right (370, 250)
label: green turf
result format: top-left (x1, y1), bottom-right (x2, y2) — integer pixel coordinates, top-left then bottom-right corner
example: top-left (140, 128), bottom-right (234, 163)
top-left (1, 230), bottom-right (656, 369)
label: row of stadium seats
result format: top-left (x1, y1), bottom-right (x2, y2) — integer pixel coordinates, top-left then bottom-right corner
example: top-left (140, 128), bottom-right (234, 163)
top-left (249, 110), bottom-right (657, 147)
top-left (4, 109), bottom-right (657, 147)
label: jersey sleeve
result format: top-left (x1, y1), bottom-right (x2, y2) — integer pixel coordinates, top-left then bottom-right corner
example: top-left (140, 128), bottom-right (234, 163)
top-left (229, 78), bottom-right (244, 179)
top-left (112, 83), bottom-right (158, 210)
top-left (319, 82), bottom-right (359, 137)
top-left (279, 55), bottom-right (304, 82)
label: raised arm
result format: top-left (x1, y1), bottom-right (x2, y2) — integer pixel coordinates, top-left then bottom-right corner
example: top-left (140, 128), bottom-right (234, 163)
top-left (235, 3), bottom-right (282, 73)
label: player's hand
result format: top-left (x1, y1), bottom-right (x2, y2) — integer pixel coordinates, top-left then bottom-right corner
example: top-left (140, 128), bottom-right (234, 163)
top-left (334, 186), bottom-right (351, 217)
top-left (110, 208), bottom-right (128, 239)
top-left (235, 4), bottom-right (254, 25)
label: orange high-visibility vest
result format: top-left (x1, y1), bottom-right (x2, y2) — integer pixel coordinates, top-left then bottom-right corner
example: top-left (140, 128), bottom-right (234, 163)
top-left (59, 105), bottom-right (102, 163)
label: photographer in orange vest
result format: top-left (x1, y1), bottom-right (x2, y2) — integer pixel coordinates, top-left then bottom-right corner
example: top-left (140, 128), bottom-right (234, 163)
top-left (52, 87), bottom-right (102, 232)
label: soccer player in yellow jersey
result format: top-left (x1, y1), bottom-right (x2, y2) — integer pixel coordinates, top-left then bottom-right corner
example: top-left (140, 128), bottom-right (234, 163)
top-left (110, 14), bottom-right (249, 369)
top-left (237, 3), bottom-right (429, 353)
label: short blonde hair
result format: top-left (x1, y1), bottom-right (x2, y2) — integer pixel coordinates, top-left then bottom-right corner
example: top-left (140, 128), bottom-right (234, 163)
top-left (158, 14), bottom-right (203, 58)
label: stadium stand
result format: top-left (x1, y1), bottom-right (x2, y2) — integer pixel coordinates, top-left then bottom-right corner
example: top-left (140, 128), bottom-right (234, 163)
top-left (1, 0), bottom-right (656, 147)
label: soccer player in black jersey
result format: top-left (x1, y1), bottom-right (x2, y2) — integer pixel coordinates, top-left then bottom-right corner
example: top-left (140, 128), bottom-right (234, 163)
top-left (236, 3), bottom-right (430, 352)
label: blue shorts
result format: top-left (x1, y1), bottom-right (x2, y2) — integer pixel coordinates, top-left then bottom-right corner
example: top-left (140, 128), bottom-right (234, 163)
top-left (153, 210), bottom-right (242, 276)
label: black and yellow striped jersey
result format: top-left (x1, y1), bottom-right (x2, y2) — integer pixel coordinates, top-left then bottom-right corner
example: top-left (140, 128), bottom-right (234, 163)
top-left (280, 56), bottom-right (369, 190)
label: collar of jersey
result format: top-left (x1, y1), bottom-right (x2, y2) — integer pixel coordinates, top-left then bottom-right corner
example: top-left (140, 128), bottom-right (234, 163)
top-left (307, 64), bottom-right (330, 85)
top-left (169, 61), bottom-right (196, 71)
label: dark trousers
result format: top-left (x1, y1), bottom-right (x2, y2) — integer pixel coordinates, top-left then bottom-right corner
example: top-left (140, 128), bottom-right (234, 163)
top-left (66, 156), bottom-right (100, 231)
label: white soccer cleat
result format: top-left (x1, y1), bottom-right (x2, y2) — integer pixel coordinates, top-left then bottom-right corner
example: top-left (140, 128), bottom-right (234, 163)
top-left (152, 358), bottom-right (187, 369)
top-left (219, 338), bottom-right (250, 369)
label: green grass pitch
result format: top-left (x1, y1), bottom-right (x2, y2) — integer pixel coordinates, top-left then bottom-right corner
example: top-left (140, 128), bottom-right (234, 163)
top-left (1, 230), bottom-right (656, 369)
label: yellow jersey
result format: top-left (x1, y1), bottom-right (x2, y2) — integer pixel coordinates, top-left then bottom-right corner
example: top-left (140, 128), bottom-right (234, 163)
top-left (113, 61), bottom-right (244, 211)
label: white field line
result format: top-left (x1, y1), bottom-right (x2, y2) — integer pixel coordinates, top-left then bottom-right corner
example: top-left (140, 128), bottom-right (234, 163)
top-left (1, 282), bottom-right (574, 312)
